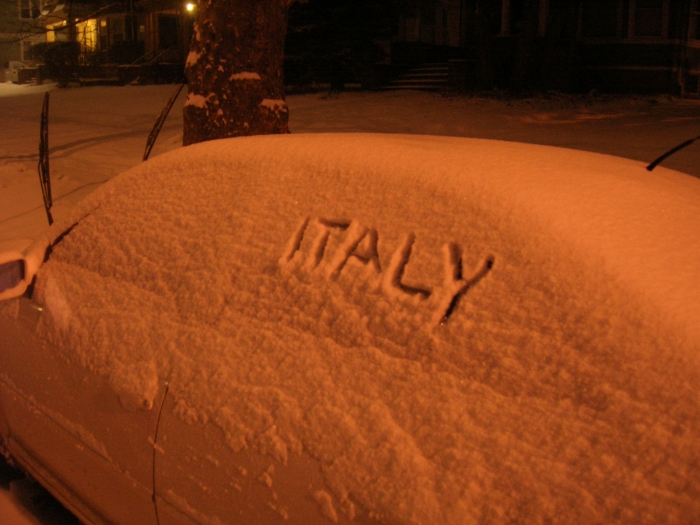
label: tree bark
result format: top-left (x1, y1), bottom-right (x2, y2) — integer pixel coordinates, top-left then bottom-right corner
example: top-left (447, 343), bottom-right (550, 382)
top-left (183, 0), bottom-right (290, 146)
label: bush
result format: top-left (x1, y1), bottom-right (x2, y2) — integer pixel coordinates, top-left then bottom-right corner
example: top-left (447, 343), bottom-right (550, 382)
top-left (31, 42), bottom-right (80, 86)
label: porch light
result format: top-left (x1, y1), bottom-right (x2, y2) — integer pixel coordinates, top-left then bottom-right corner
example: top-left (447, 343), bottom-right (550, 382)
top-left (186, 2), bottom-right (195, 12)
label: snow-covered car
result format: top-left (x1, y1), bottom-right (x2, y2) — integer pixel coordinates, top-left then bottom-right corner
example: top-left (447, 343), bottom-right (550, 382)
top-left (0, 134), bottom-right (699, 525)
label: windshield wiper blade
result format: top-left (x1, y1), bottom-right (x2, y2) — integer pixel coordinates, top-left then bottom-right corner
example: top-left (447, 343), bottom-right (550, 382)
top-left (647, 134), bottom-right (700, 171)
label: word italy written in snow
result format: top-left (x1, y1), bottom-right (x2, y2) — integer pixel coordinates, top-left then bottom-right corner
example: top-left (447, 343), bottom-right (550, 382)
top-left (279, 217), bottom-right (495, 325)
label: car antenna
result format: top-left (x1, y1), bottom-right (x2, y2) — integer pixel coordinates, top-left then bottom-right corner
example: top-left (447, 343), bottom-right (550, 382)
top-left (38, 92), bottom-right (53, 226)
top-left (142, 83), bottom-right (185, 162)
top-left (646, 134), bottom-right (700, 171)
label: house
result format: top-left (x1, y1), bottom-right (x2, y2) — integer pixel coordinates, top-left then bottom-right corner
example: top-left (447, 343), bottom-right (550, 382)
top-left (1, 0), bottom-right (191, 84)
top-left (393, 0), bottom-right (700, 97)
top-left (6, 0), bottom-right (698, 95)
top-left (0, 0), bottom-right (46, 81)
top-left (574, 0), bottom-right (699, 96)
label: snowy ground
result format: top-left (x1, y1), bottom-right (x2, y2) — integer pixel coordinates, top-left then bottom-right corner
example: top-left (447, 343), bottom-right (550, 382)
top-left (0, 81), bottom-right (699, 523)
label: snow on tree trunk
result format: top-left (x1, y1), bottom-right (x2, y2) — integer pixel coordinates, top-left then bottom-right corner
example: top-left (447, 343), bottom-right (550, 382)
top-left (183, 0), bottom-right (290, 146)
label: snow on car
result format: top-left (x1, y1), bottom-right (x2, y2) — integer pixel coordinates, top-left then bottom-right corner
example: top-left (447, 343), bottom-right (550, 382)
top-left (0, 133), bottom-right (699, 525)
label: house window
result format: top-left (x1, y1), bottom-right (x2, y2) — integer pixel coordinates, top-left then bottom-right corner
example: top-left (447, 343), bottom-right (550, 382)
top-left (158, 15), bottom-right (179, 49)
top-left (46, 21), bottom-right (68, 42)
top-left (111, 17), bottom-right (124, 44)
top-left (500, 0), bottom-right (526, 36)
top-left (633, 0), bottom-right (663, 37)
top-left (693, 1), bottom-right (700, 40)
top-left (19, 0), bottom-right (40, 19)
top-left (581, 0), bottom-right (620, 38)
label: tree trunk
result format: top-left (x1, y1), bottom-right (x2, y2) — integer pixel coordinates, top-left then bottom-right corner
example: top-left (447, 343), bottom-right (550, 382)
top-left (183, 0), bottom-right (290, 146)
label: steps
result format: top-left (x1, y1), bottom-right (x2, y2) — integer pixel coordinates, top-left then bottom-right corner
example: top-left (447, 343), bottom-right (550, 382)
top-left (385, 63), bottom-right (449, 92)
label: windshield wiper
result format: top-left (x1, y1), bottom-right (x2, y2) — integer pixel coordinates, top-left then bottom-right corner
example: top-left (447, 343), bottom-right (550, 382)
top-left (647, 134), bottom-right (700, 171)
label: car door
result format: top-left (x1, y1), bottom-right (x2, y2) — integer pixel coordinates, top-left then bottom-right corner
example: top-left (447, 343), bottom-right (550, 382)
top-left (153, 388), bottom-right (380, 525)
top-left (0, 294), bottom-right (164, 525)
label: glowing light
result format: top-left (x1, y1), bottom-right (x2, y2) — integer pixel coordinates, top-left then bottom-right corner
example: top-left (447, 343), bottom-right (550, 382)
top-left (186, 2), bottom-right (195, 12)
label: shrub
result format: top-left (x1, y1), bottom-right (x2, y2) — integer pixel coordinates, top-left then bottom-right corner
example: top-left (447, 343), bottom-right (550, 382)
top-left (32, 42), bottom-right (80, 86)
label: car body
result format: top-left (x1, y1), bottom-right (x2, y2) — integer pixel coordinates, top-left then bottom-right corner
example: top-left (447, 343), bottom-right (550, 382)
top-left (1, 133), bottom-right (699, 524)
